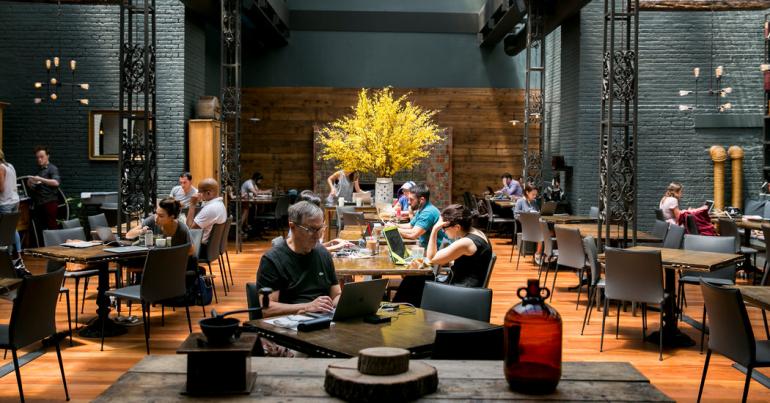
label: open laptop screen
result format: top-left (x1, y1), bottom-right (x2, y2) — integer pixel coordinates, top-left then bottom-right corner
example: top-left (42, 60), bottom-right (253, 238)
top-left (382, 226), bottom-right (408, 260)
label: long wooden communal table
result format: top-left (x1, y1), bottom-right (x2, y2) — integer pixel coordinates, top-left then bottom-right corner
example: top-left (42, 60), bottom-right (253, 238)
top-left (94, 355), bottom-right (673, 402)
top-left (24, 244), bottom-right (150, 338)
top-left (729, 285), bottom-right (770, 389)
top-left (541, 215), bottom-right (597, 224)
top-left (711, 215), bottom-right (766, 247)
top-left (558, 223), bottom-right (662, 244)
top-left (333, 254), bottom-right (433, 278)
top-left (601, 246), bottom-right (742, 348)
top-left (247, 308), bottom-right (496, 358)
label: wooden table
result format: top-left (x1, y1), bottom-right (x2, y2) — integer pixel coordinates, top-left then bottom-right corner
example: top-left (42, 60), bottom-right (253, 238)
top-left (94, 355), bottom-right (672, 402)
top-left (604, 246), bottom-right (742, 348)
top-left (541, 215), bottom-right (596, 224)
top-left (0, 277), bottom-right (22, 294)
top-left (247, 308), bottom-right (496, 358)
top-left (558, 223), bottom-right (662, 244)
top-left (333, 254), bottom-right (433, 277)
top-left (493, 200), bottom-right (515, 208)
top-left (323, 205), bottom-right (378, 241)
top-left (711, 215), bottom-right (766, 247)
top-left (729, 285), bottom-right (770, 389)
top-left (24, 245), bottom-right (150, 338)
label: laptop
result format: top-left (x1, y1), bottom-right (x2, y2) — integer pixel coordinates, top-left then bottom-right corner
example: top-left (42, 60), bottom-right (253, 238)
top-left (307, 278), bottom-right (388, 321)
top-left (382, 226), bottom-right (410, 265)
top-left (704, 200), bottom-right (714, 214)
top-left (540, 201), bottom-right (558, 216)
top-left (352, 191), bottom-right (372, 204)
top-left (103, 246), bottom-right (149, 253)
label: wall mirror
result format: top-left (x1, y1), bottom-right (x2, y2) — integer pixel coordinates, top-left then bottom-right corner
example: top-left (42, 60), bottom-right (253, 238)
top-left (88, 110), bottom-right (146, 161)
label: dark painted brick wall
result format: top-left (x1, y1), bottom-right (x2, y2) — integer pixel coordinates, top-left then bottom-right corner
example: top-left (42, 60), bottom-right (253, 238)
top-left (0, 0), bottom-right (188, 197)
top-left (546, 1), bottom-right (764, 229)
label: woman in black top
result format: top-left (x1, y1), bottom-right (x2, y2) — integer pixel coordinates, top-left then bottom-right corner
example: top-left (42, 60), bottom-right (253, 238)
top-left (421, 204), bottom-right (493, 288)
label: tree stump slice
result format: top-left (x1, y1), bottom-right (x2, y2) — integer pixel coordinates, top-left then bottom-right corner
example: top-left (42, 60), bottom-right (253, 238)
top-left (324, 357), bottom-right (438, 402)
top-left (356, 347), bottom-right (410, 375)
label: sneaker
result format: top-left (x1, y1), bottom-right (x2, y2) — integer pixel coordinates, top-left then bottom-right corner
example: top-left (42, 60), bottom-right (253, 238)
top-left (534, 254), bottom-right (543, 266)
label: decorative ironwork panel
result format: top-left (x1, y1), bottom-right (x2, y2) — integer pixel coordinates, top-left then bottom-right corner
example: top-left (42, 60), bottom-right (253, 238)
top-left (221, 0), bottom-right (242, 251)
top-left (602, 51), bottom-right (636, 101)
top-left (522, 0), bottom-right (546, 188)
top-left (117, 0), bottom-right (157, 235)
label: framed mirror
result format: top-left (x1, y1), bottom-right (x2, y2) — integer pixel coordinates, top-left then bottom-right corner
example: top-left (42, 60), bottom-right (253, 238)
top-left (88, 110), bottom-right (146, 161)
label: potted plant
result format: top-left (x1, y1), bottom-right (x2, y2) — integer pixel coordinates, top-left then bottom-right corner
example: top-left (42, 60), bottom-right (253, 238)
top-left (318, 87), bottom-right (442, 205)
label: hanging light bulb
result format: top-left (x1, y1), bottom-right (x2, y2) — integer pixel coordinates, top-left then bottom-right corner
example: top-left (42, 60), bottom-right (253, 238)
top-left (679, 90), bottom-right (692, 96)
top-left (719, 102), bottom-right (732, 112)
top-left (50, 93), bottom-right (58, 100)
top-left (50, 77), bottom-right (57, 85)
top-left (79, 99), bottom-right (89, 106)
top-left (693, 67), bottom-right (700, 78)
top-left (45, 59), bottom-right (51, 70)
top-left (509, 120), bottom-right (520, 126)
top-left (34, 98), bottom-right (42, 104)
top-left (33, 82), bottom-right (42, 89)
top-left (79, 83), bottom-right (89, 90)
top-left (715, 65), bottom-right (723, 78)
top-left (721, 87), bottom-right (732, 95)
top-left (53, 57), bottom-right (60, 68)
top-left (70, 60), bottom-right (76, 71)
top-left (678, 105), bottom-right (694, 111)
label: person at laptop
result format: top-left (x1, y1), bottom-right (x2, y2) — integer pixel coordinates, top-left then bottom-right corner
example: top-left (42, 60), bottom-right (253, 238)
top-left (659, 182), bottom-right (683, 225)
top-left (397, 183), bottom-right (446, 248)
top-left (257, 201), bottom-right (342, 318)
top-left (496, 173), bottom-right (523, 199)
top-left (514, 184), bottom-right (539, 220)
top-left (418, 204), bottom-right (492, 288)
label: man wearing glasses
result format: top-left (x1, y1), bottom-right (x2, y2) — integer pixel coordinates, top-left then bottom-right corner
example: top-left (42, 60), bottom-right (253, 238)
top-left (186, 178), bottom-right (227, 260)
top-left (257, 201), bottom-right (341, 318)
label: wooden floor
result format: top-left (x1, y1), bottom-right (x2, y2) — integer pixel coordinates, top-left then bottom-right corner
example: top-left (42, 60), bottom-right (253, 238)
top-left (0, 237), bottom-right (767, 402)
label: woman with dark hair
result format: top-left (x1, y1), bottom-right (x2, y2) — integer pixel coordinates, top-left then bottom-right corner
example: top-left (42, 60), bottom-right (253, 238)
top-left (513, 183), bottom-right (539, 220)
top-left (127, 197), bottom-right (193, 255)
top-left (327, 169), bottom-right (363, 202)
top-left (418, 204), bottom-right (492, 288)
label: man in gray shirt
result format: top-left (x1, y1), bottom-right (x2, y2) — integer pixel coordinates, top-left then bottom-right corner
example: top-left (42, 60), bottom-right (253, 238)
top-left (169, 172), bottom-right (198, 209)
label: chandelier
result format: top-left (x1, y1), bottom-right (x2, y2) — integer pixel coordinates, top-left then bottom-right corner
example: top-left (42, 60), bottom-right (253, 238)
top-left (678, 8), bottom-right (732, 113)
top-left (33, 0), bottom-right (89, 105)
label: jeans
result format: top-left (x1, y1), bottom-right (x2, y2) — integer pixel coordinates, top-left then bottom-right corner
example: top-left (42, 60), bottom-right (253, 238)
top-left (0, 203), bottom-right (22, 254)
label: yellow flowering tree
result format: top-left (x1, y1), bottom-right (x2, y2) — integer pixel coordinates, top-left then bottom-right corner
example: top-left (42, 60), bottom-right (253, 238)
top-left (318, 87), bottom-right (442, 177)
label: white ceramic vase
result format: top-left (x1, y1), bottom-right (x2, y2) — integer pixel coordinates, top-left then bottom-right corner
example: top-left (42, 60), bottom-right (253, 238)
top-left (375, 177), bottom-right (394, 205)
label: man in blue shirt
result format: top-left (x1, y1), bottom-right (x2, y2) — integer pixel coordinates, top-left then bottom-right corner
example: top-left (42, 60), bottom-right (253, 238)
top-left (397, 183), bottom-right (446, 248)
top-left (497, 173), bottom-right (523, 198)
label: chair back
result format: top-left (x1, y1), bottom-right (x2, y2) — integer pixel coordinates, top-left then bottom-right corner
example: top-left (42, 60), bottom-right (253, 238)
top-left (0, 252), bottom-right (17, 278)
top-left (140, 244), bottom-right (190, 303)
top-left (683, 234), bottom-right (735, 254)
top-left (764, 224), bottom-right (770, 264)
top-left (8, 268), bottom-right (65, 348)
top-left (335, 206), bottom-right (355, 230)
top-left (539, 221), bottom-right (555, 257)
top-left (463, 192), bottom-right (475, 211)
top-left (341, 211), bottom-right (365, 228)
top-left (420, 282), bottom-right (492, 322)
top-left (219, 216), bottom-right (232, 256)
top-left (654, 209), bottom-right (665, 221)
top-left (88, 213), bottom-right (109, 230)
top-left (43, 227), bottom-right (86, 246)
top-left (604, 248), bottom-right (664, 304)
top-left (0, 212), bottom-right (20, 248)
top-left (246, 282), bottom-right (264, 320)
top-left (764, 202), bottom-right (770, 220)
top-left (189, 229), bottom-right (203, 258)
top-left (685, 214), bottom-right (700, 235)
top-left (483, 198), bottom-right (495, 220)
top-left (202, 222), bottom-right (226, 263)
top-left (275, 196), bottom-right (290, 217)
top-left (651, 220), bottom-right (669, 240)
top-left (716, 218), bottom-right (741, 254)
top-left (700, 281), bottom-right (755, 366)
top-left (431, 326), bottom-right (504, 360)
top-left (582, 236), bottom-right (601, 286)
top-left (589, 206), bottom-right (599, 219)
top-left (481, 253), bottom-right (497, 288)
top-left (61, 218), bottom-right (81, 229)
top-left (554, 225), bottom-right (585, 270)
top-left (518, 212), bottom-right (543, 243)
top-left (662, 224), bottom-right (684, 249)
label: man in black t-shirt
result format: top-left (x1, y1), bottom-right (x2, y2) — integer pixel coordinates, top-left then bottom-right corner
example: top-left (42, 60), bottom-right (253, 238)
top-left (257, 201), bottom-right (341, 317)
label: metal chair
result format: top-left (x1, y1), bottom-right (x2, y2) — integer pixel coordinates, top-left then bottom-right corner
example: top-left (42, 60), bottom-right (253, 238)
top-left (103, 244), bottom-right (191, 354)
top-left (254, 196), bottom-right (290, 236)
top-left (219, 216), bottom-right (234, 287)
top-left (60, 218), bottom-right (81, 229)
top-left (335, 206), bottom-right (356, 233)
top-left (481, 253), bottom-right (497, 288)
top-left (651, 220), bottom-right (669, 240)
top-left (654, 209), bottom-right (665, 221)
top-left (420, 282), bottom-right (493, 322)
top-left (198, 222), bottom-right (227, 299)
top-left (538, 220), bottom-right (558, 284)
top-left (515, 212), bottom-right (542, 268)
top-left (662, 224), bottom-right (685, 249)
top-left (679, 234), bottom-right (737, 351)
top-left (0, 268), bottom-right (70, 402)
top-left (483, 198), bottom-right (515, 239)
top-left (580, 236), bottom-right (605, 335)
top-left (718, 218), bottom-right (758, 279)
top-left (87, 213), bottom-right (109, 230)
top-left (431, 326), bottom-right (504, 360)
top-left (341, 211), bottom-right (366, 228)
top-left (552, 225), bottom-right (585, 304)
top-left (601, 248), bottom-right (667, 361)
top-left (697, 281), bottom-right (770, 403)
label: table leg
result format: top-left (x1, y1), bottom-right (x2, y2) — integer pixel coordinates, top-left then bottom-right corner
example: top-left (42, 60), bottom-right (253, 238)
top-left (645, 268), bottom-right (695, 348)
top-left (78, 264), bottom-right (127, 338)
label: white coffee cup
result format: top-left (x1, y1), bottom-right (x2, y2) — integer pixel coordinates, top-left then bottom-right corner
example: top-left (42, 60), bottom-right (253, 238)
top-left (338, 197), bottom-right (345, 207)
top-left (155, 238), bottom-right (167, 247)
top-left (355, 198), bottom-right (363, 207)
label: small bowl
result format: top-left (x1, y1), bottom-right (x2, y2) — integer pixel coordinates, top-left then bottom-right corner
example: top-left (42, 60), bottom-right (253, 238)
top-left (199, 317), bottom-right (240, 345)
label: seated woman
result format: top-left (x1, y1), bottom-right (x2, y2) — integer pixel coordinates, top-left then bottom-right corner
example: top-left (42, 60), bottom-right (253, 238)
top-left (419, 204), bottom-right (492, 288)
top-left (126, 198), bottom-right (196, 271)
top-left (513, 184), bottom-right (545, 264)
top-left (240, 171), bottom-right (271, 234)
top-left (659, 182), bottom-right (683, 225)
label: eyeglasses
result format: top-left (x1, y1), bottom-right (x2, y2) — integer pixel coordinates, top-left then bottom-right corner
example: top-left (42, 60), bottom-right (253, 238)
top-left (293, 222), bottom-right (326, 236)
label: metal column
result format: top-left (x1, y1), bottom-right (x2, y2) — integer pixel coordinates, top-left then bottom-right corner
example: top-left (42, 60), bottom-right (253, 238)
top-left (117, 0), bottom-right (157, 236)
top-left (523, 0), bottom-right (545, 188)
top-left (221, 0), bottom-right (242, 252)
top-left (597, 0), bottom-right (639, 250)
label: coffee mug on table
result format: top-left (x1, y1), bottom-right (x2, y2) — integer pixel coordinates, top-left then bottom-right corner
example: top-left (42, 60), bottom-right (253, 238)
top-left (155, 238), bottom-right (167, 247)
top-left (338, 197), bottom-right (345, 207)
top-left (356, 198), bottom-right (363, 207)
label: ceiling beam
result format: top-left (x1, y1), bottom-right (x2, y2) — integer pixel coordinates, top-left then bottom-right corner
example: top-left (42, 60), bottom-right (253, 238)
top-left (639, 0), bottom-right (770, 11)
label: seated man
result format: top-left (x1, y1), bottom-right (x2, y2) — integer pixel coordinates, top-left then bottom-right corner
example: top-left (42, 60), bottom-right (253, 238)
top-left (257, 201), bottom-right (341, 317)
top-left (496, 172), bottom-right (523, 199)
top-left (397, 183), bottom-right (446, 249)
top-left (186, 178), bottom-right (227, 260)
top-left (169, 172), bottom-right (198, 211)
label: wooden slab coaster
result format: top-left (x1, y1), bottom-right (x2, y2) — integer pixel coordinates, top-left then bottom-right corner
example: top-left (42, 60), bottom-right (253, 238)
top-left (325, 348), bottom-right (438, 402)
top-left (357, 347), bottom-right (410, 375)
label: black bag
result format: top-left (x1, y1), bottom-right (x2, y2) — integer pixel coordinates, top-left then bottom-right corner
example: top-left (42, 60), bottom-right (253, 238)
top-left (195, 273), bottom-right (213, 306)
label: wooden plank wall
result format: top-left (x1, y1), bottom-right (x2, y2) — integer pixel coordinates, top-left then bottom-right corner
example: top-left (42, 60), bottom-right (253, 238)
top-left (240, 87), bottom-right (531, 203)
